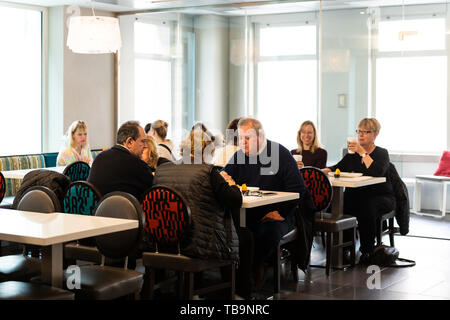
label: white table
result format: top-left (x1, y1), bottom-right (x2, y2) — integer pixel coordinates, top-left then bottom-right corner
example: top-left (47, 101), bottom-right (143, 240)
top-left (1, 166), bottom-right (66, 179)
top-left (327, 175), bottom-right (386, 267)
top-left (412, 175), bottom-right (450, 219)
top-left (240, 191), bottom-right (300, 227)
top-left (0, 208), bottom-right (138, 288)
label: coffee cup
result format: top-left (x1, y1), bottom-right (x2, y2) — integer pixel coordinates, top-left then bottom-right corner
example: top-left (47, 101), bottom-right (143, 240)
top-left (293, 155), bottom-right (303, 162)
top-left (347, 137), bottom-right (356, 154)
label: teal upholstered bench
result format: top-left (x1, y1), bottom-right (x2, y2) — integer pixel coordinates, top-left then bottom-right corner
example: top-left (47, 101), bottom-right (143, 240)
top-left (0, 154), bottom-right (46, 199)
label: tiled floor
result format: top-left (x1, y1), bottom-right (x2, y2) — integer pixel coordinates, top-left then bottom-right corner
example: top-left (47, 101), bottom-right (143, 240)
top-left (265, 214), bottom-right (450, 300)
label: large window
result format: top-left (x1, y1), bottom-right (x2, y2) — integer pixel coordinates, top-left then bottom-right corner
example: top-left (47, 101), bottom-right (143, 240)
top-left (0, 5), bottom-right (42, 155)
top-left (255, 24), bottom-right (317, 150)
top-left (375, 17), bottom-right (447, 153)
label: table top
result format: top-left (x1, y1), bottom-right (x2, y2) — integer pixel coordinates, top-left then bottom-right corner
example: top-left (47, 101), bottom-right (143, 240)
top-left (416, 174), bottom-right (450, 182)
top-left (329, 176), bottom-right (386, 188)
top-left (0, 208), bottom-right (138, 246)
top-left (242, 191), bottom-right (299, 209)
top-left (1, 166), bottom-right (66, 179)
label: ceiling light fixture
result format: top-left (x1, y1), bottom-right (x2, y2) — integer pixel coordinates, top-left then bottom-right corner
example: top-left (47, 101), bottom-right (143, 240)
top-left (66, 1), bottom-right (121, 54)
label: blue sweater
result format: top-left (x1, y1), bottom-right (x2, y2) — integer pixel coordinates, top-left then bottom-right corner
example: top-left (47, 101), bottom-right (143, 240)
top-left (222, 139), bottom-right (306, 222)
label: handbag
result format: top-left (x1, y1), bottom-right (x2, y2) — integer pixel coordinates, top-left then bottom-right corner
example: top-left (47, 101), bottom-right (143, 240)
top-left (371, 244), bottom-right (416, 268)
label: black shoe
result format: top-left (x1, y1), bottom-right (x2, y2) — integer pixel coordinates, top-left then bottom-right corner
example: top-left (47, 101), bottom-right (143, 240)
top-left (358, 252), bottom-right (372, 265)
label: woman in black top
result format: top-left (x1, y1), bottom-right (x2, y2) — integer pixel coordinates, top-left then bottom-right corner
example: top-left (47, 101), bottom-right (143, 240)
top-left (323, 118), bottom-right (395, 263)
top-left (291, 120), bottom-right (328, 169)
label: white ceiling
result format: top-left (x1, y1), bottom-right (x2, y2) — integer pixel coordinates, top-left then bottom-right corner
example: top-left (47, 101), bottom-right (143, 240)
top-left (1, 0), bottom-right (448, 14)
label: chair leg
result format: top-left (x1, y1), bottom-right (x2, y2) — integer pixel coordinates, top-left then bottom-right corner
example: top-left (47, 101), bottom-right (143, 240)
top-left (389, 218), bottom-right (395, 247)
top-left (184, 272), bottom-right (194, 300)
top-left (274, 244), bottom-right (281, 293)
top-left (325, 232), bottom-right (333, 276)
top-left (321, 232), bottom-right (326, 248)
top-left (376, 219), bottom-right (382, 246)
top-left (350, 228), bottom-right (356, 267)
top-left (142, 266), bottom-right (155, 300)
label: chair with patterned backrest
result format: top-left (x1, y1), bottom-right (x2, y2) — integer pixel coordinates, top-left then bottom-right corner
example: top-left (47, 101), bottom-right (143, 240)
top-left (141, 185), bottom-right (236, 300)
top-left (63, 191), bottom-right (144, 300)
top-left (1, 186), bottom-right (57, 284)
top-left (62, 181), bottom-right (104, 265)
top-left (300, 166), bottom-right (357, 276)
top-left (0, 172), bottom-right (5, 205)
top-left (63, 161), bottom-right (90, 182)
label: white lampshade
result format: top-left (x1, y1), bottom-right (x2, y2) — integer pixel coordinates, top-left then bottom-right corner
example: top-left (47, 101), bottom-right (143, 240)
top-left (67, 16), bottom-right (122, 54)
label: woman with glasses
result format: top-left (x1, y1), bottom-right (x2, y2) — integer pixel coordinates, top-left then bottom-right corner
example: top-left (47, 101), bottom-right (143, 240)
top-left (291, 120), bottom-right (328, 169)
top-left (57, 120), bottom-right (93, 166)
top-left (322, 118), bottom-right (395, 265)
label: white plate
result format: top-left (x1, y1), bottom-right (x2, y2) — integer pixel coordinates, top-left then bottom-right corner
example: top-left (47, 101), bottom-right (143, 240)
top-left (328, 172), bottom-right (363, 178)
top-left (247, 186), bottom-right (260, 191)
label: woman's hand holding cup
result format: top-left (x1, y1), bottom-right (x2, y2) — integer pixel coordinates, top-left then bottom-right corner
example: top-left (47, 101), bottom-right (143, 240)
top-left (293, 154), bottom-right (304, 169)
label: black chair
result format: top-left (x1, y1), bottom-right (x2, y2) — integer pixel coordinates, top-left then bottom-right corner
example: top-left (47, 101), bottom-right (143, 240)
top-left (63, 191), bottom-right (144, 300)
top-left (377, 210), bottom-right (395, 247)
top-left (63, 161), bottom-right (90, 182)
top-left (0, 186), bottom-right (61, 283)
top-left (141, 186), bottom-right (235, 300)
top-left (300, 167), bottom-right (357, 276)
top-left (273, 228), bottom-right (298, 293)
top-left (62, 181), bottom-right (104, 265)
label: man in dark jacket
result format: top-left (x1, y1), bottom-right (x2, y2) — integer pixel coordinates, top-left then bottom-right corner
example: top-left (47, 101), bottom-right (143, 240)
top-left (88, 121), bottom-right (153, 201)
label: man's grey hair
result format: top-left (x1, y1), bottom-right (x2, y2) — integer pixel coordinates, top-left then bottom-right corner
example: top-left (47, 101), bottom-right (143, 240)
top-left (238, 117), bottom-right (265, 138)
top-left (117, 121), bottom-right (141, 145)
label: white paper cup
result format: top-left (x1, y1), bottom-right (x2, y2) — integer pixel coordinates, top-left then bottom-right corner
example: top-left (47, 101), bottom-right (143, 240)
top-left (293, 155), bottom-right (303, 162)
top-left (347, 137), bottom-right (356, 154)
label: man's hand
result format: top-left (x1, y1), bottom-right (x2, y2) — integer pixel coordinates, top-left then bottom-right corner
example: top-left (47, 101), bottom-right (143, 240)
top-left (220, 171), bottom-right (236, 186)
top-left (261, 211), bottom-right (285, 222)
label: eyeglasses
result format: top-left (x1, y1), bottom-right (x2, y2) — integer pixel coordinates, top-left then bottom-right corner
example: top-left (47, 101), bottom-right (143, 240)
top-left (356, 130), bottom-right (372, 135)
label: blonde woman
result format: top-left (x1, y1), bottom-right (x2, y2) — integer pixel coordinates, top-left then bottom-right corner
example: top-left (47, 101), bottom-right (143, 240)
top-left (57, 120), bottom-right (93, 166)
top-left (141, 136), bottom-right (171, 172)
top-left (148, 120), bottom-right (175, 161)
top-left (290, 120), bottom-right (327, 169)
top-left (322, 118), bottom-right (395, 265)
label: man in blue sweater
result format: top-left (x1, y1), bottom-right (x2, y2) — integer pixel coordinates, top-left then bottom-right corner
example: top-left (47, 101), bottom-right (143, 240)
top-left (221, 117), bottom-right (306, 293)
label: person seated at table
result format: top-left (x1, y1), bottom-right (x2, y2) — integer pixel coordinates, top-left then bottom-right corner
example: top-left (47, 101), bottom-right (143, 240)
top-left (220, 117), bottom-right (306, 293)
top-left (322, 118), bottom-right (395, 264)
top-left (148, 128), bottom-right (242, 263)
top-left (88, 120), bottom-right (153, 201)
top-left (141, 135), bottom-right (172, 172)
top-left (290, 120), bottom-right (327, 169)
top-left (147, 120), bottom-right (176, 161)
top-left (213, 117), bottom-right (241, 168)
top-left (57, 120), bottom-right (93, 166)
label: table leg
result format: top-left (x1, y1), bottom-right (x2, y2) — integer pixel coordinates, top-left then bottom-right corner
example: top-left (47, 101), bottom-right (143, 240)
top-left (442, 182), bottom-right (448, 218)
top-left (331, 186), bottom-right (344, 268)
top-left (239, 208), bottom-right (246, 228)
top-left (413, 179), bottom-right (422, 213)
top-left (41, 243), bottom-right (63, 288)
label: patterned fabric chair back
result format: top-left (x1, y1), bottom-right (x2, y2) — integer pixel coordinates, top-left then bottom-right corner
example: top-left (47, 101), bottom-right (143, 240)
top-left (63, 161), bottom-right (90, 182)
top-left (300, 166), bottom-right (333, 212)
top-left (0, 172), bottom-right (5, 203)
top-left (63, 181), bottom-right (102, 216)
top-left (141, 185), bottom-right (191, 246)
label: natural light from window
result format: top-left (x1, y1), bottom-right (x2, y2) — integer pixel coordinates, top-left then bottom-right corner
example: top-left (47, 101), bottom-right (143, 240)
top-left (375, 18), bottom-right (447, 154)
top-left (0, 6), bottom-right (41, 155)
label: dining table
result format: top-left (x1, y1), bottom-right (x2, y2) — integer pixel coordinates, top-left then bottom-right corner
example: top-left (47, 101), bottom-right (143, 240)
top-left (1, 166), bottom-right (66, 180)
top-left (0, 208), bottom-right (138, 288)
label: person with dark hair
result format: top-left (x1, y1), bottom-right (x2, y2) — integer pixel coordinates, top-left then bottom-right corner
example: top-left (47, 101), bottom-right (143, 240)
top-left (88, 120), bottom-right (153, 201)
top-left (148, 120), bottom-right (175, 161)
top-left (213, 118), bottom-right (241, 168)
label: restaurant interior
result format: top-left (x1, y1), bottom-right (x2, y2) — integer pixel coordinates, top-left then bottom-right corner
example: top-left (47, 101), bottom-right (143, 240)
top-left (0, 0), bottom-right (449, 302)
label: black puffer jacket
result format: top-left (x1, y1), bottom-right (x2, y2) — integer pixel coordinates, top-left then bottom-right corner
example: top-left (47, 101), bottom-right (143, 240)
top-left (154, 163), bottom-right (240, 262)
top-left (388, 163), bottom-right (410, 235)
top-left (13, 169), bottom-right (71, 209)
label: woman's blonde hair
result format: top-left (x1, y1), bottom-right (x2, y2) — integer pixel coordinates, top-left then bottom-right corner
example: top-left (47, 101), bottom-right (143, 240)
top-left (179, 129), bottom-right (215, 162)
top-left (67, 120), bottom-right (88, 149)
top-left (151, 120), bottom-right (169, 139)
top-left (296, 120), bottom-right (320, 153)
top-left (358, 118), bottom-right (381, 135)
top-left (143, 135), bottom-right (159, 169)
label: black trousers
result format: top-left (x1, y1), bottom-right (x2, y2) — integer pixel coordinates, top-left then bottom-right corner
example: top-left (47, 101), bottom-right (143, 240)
top-left (344, 192), bottom-right (395, 254)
